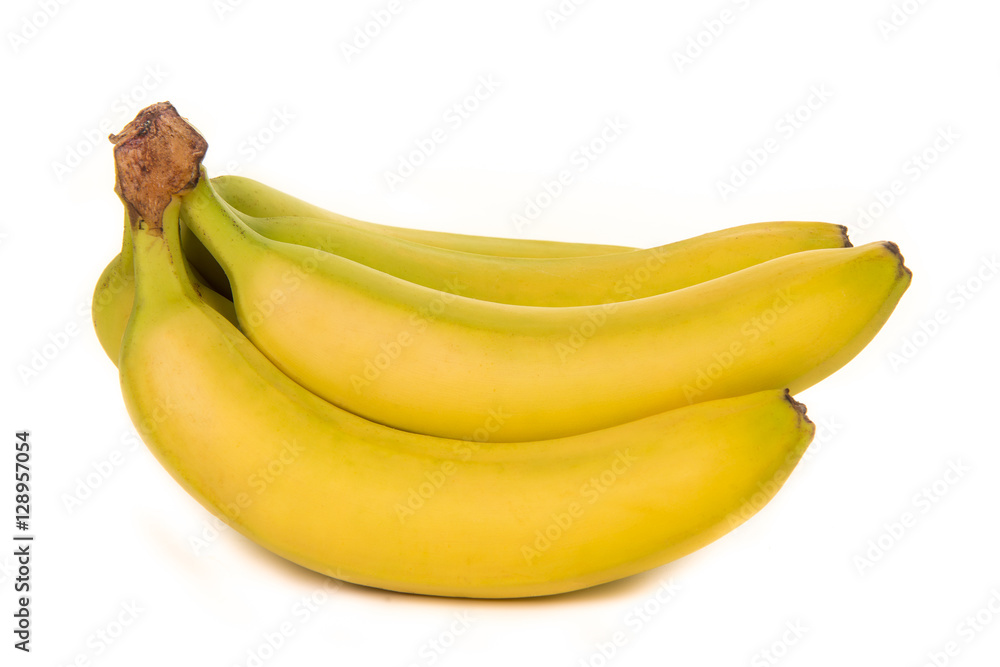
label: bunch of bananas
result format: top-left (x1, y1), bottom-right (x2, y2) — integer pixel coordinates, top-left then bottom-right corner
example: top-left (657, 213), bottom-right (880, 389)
top-left (93, 103), bottom-right (911, 598)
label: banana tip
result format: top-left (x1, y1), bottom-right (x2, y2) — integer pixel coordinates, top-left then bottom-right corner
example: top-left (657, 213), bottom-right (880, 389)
top-left (838, 225), bottom-right (853, 248)
top-left (782, 389), bottom-right (812, 428)
top-left (881, 241), bottom-right (913, 281)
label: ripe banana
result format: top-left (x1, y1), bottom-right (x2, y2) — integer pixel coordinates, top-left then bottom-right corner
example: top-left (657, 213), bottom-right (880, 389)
top-left (99, 192), bottom-right (850, 363)
top-left (204, 206), bottom-right (852, 306)
top-left (93, 212), bottom-right (237, 363)
top-left (212, 174), bottom-right (635, 258)
top-left (121, 197), bottom-right (815, 598)
top-left (183, 172), bottom-right (911, 442)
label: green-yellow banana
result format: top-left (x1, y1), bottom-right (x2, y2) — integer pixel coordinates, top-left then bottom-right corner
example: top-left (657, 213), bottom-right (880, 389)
top-left (96, 210), bottom-right (852, 365)
top-left (209, 207), bottom-right (852, 306)
top-left (183, 172), bottom-right (911, 442)
top-left (121, 197), bottom-right (815, 598)
top-left (212, 174), bottom-right (635, 258)
top-left (92, 212), bottom-right (237, 363)
top-left (207, 176), bottom-right (850, 307)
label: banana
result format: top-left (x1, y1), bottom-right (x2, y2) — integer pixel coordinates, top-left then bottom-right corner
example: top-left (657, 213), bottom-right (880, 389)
top-left (93, 224), bottom-right (136, 363)
top-left (98, 212), bottom-right (852, 363)
top-left (107, 181), bottom-right (854, 317)
top-left (205, 207), bottom-right (852, 306)
top-left (93, 212), bottom-right (237, 363)
top-left (212, 174), bottom-right (636, 258)
top-left (97, 108), bottom-right (849, 360)
top-left (121, 196), bottom-right (815, 598)
top-left (102, 193), bottom-right (854, 352)
top-left (199, 179), bottom-right (852, 306)
top-left (183, 171), bottom-right (911, 442)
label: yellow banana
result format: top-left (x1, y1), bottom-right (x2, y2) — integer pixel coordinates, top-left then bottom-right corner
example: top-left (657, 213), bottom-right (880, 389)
top-left (212, 174), bottom-right (635, 258)
top-left (121, 197), bottom-right (815, 598)
top-left (212, 208), bottom-right (852, 306)
top-left (183, 172), bottom-right (911, 442)
top-left (97, 209), bottom-right (851, 363)
top-left (196, 178), bottom-right (852, 306)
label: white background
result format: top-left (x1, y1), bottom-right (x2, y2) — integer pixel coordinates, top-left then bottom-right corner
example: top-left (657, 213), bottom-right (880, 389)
top-left (1, 0), bottom-right (999, 665)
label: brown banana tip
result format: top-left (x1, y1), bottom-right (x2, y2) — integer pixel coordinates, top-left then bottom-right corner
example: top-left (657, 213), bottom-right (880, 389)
top-left (782, 389), bottom-right (813, 428)
top-left (881, 241), bottom-right (913, 280)
top-left (839, 225), bottom-right (854, 248)
top-left (109, 102), bottom-right (207, 232)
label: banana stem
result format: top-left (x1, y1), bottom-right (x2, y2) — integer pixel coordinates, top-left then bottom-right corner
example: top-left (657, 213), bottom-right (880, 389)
top-left (180, 175), bottom-right (270, 276)
top-left (108, 102), bottom-right (207, 233)
top-left (108, 102), bottom-right (212, 306)
top-left (118, 215), bottom-right (133, 266)
top-left (130, 200), bottom-right (198, 307)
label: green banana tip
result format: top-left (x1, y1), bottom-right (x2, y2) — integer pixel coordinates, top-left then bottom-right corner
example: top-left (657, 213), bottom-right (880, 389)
top-left (108, 101), bottom-right (208, 232)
